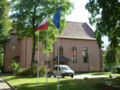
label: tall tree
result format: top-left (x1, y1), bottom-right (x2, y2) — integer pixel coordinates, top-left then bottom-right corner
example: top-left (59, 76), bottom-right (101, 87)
top-left (0, 0), bottom-right (11, 68)
top-left (86, 0), bottom-right (120, 64)
top-left (10, 0), bottom-right (73, 65)
top-left (0, 0), bottom-right (11, 44)
top-left (86, 0), bottom-right (120, 48)
top-left (104, 47), bottom-right (117, 67)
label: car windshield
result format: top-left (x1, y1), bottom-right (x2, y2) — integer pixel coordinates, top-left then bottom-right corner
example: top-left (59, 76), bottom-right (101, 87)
top-left (61, 66), bottom-right (70, 70)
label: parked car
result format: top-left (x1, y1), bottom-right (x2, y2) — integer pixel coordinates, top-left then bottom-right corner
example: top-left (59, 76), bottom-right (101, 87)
top-left (53, 65), bottom-right (74, 78)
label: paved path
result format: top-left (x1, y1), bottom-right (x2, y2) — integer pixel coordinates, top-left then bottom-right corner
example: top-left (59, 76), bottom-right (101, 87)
top-left (51, 74), bottom-right (110, 79)
top-left (74, 74), bottom-right (109, 79)
top-left (0, 77), bottom-right (11, 90)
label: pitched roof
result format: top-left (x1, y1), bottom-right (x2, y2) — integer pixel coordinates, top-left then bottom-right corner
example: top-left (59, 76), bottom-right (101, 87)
top-left (58, 21), bottom-right (96, 40)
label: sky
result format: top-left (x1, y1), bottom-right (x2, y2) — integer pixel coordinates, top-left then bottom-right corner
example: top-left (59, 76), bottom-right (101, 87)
top-left (66, 0), bottom-right (110, 50)
top-left (66, 0), bottom-right (91, 27)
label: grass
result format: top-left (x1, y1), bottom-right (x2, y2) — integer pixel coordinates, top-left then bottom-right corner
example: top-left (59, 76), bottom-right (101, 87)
top-left (82, 72), bottom-right (112, 75)
top-left (3, 76), bottom-right (102, 90)
top-left (80, 72), bottom-right (120, 76)
top-left (3, 72), bottom-right (120, 90)
top-left (105, 77), bottom-right (120, 86)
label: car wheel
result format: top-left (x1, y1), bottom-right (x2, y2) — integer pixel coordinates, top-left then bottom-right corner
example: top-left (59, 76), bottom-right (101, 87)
top-left (54, 74), bottom-right (56, 78)
top-left (71, 75), bottom-right (74, 78)
top-left (62, 75), bottom-right (65, 78)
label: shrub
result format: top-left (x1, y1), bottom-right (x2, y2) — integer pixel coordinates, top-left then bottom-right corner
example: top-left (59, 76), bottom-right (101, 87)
top-left (15, 68), bottom-right (33, 77)
top-left (0, 66), bottom-right (4, 73)
top-left (15, 63), bottom-right (46, 77)
top-left (116, 68), bottom-right (120, 73)
top-left (31, 63), bottom-right (46, 77)
top-left (111, 67), bottom-right (120, 73)
top-left (10, 61), bottom-right (20, 74)
top-left (38, 64), bottom-right (46, 77)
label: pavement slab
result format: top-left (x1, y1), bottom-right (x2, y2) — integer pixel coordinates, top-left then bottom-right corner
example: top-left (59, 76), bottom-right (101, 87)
top-left (0, 77), bottom-right (11, 90)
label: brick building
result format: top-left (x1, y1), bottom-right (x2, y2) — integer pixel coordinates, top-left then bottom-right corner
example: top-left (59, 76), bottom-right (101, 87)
top-left (4, 21), bottom-right (102, 72)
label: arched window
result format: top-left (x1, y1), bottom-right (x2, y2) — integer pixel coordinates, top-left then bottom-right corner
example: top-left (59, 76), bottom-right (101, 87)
top-left (59, 46), bottom-right (63, 56)
top-left (71, 47), bottom-right (77, 63)
top-left (83, 48), bottom-right (88, 63)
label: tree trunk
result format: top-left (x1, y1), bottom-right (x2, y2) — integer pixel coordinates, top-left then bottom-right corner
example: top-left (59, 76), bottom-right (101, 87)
top-left (31, 5), bottom-right (36, 65)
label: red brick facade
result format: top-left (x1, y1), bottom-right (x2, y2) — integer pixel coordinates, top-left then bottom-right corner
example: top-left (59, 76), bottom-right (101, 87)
top-left (4, 22), bottom-right (102, 72)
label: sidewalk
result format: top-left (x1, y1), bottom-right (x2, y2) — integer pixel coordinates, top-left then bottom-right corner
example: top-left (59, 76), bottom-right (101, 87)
top-left (74, 74), bottom-right (109, 79)
top-left (0, 77), bottom-right (11, 90)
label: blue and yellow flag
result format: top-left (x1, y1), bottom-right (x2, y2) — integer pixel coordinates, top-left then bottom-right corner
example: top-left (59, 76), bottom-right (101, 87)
top-left (52, 7), bottom-right (61, 29)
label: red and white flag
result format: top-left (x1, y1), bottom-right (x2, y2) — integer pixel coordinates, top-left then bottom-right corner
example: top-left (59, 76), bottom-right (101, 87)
top-left (36, 16), bottom-right (48, 31)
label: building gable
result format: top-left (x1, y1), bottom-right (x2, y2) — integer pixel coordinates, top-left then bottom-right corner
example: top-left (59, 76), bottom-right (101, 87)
top-left (59, 21), bottom-right (96, 40)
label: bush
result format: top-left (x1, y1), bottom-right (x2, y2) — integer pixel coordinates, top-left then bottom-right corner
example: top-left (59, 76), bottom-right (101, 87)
top-left (39, 64), bottom-right (46, 77)
top-left (15, 63), bottom-right (46, 77)
top-left (116, 68), bottom-right (120, 73)
top-left (10, 61), bottom-right (20, 74)
top-left (0, 66), bottom-right (4, 73)
top-left (30, 63), bottom-right (46, 77)
top-left (111, 67), bottom-right (120, 73)
top-left (15, 68), bottom-right (33, 77)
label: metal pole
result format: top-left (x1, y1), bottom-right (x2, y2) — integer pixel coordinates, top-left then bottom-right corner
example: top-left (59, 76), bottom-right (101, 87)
top-left (46, 30), bottom-right (48, 85)
top-left (36, 32), bottom-right (40, 83)
top-left (57, 29), bottom-right (60, 90)
top-left (57, 0), bottom-right (60, 89)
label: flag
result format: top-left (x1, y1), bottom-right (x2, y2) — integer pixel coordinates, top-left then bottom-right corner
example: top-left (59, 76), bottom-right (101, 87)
top-left (52, 7), bottom-right (61, 29)
top-left (36, 16), bottom-right (48, 31)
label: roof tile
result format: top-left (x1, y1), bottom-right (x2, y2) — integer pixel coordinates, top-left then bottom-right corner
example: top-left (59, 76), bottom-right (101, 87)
top-left (59, 21), bottom-right (96, 40)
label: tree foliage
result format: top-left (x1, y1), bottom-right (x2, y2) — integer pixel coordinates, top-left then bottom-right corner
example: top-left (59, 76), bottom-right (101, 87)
top-left (86, 0), bottom-right (120, 48)
top-left (0, 0), bottom-right (11, 69)
top-left (86, 0), bottom-right (120, 65)
top-left (10, 0), bottom-right (74, 64)
top-left (0, 0), bottom-right (11, 44)
top-left (104, 47), bottom-right (117, 67)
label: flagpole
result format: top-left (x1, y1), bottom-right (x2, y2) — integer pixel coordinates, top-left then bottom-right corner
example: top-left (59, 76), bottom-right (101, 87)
top-left (36, 14), bottom-right (48, 83)
top-left (36, 31), bottom-right (40, 83)
top-left (57, 1), bottom-right (61, 89)
top-left (52, 4), bottom-right (61, 90)
top-left (57, 28), bottom-right (60, 90)
top-left (46, 30), bottom-right (48, 85)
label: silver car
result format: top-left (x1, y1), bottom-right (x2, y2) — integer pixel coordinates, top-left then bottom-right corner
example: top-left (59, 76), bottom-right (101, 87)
top-left (53, 65), bottom-right (74, 78)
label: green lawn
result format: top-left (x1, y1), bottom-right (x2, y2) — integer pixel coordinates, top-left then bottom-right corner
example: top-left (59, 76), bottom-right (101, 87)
top-left (3, 72), bottom-right (120, 90)
top-left (4, 76), bottom-right (102, 90)
top-left (105, 77), bottom-right (120, 86)
top-left (82, 72), bottom-right (112, 75)
top-left (80, 72), bottom-right (120, 76)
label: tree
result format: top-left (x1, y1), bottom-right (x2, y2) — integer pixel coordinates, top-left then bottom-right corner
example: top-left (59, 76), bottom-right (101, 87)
top-left (104, 47), bottom-right (117, 68)
top-left (86, 0), bottom-right (120, 64)
top-left (0, 0), bottom-right (11, 43)
top-left (10, 0), bottom-right (73, 65)
top-left (0, 0), bottom-right (11, 70)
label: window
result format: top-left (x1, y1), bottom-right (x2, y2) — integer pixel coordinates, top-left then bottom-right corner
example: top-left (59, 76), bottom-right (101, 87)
top-left (59, 46), bottom-right (63, 56)
top-left (61, 66), bottom-right (70, 70)
top-left (53, 66), bottom-right (61, 71)
top-left (71, 47), bottom-right (77, 63)
top-left (83, 48), bottom-right (88, 63)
